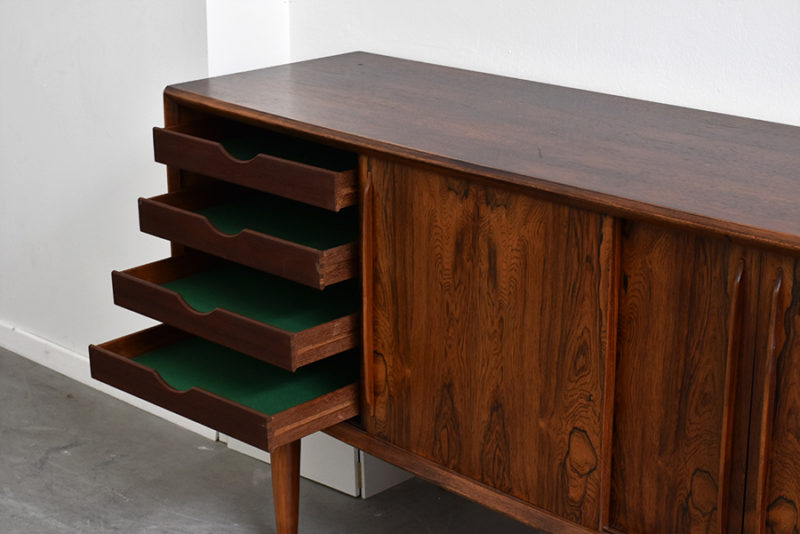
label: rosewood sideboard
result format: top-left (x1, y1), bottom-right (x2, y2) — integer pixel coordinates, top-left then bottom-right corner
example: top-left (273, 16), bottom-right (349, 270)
top-left (89, 52), bottom-right (800, 534)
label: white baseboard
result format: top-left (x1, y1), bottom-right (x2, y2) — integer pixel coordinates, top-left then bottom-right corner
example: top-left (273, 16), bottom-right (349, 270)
top-left (359, 452), bottom-right (414, 499)
top-left (221, 433), bottom-right (412, 499)
top-left (220, 432), bottom-right (361, 497)
top-left (0, 320), bottom-right (216, 440)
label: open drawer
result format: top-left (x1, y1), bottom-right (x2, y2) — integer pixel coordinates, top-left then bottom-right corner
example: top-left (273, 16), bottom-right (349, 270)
top-left (89, 325), bottom-right (359, 452)
top-left (112, 255), bottom-right (360, 371)
top-left (138, 184), bottom-right (358, 289)
top-left (153, 118), bottom-right (357, 211)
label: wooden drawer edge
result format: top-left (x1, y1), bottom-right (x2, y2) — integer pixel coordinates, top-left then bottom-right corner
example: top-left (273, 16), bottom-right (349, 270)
top-left (89, 325), bottom-right (359, 453)
top-left (111, 256), bottom-right (360, 371)
top-left (138, 196), bottom-right (357, 288)
top-left (153, 126), bottom-right (356, 211)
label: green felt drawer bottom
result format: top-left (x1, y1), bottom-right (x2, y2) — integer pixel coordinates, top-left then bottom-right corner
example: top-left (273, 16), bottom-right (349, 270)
top-left (89, 325), bottom-right (360, 452)
top-left (160, 262), bottom-right (359, 334)
top-left (134, 335), bottom-right (358, 415)
top-left (112, 255), bottom-right (361, 371)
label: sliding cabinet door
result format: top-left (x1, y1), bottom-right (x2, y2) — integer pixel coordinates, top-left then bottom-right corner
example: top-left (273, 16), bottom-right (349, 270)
top-left (364, 157), bottom-right (616, 529)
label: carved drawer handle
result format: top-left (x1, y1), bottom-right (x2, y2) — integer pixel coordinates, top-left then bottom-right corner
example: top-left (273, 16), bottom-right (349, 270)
top-left (756, 268), bottom-right (784, 534)
top-left (717, 259), bottom-right (745, 534)
top-left (360, 162), bottom-right (375, 415)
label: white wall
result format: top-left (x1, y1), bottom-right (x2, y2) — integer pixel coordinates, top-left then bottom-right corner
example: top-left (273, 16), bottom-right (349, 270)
top-left (287, 0), bottom-right (800, 127)
top-left (206, 0), bottom-right (289, 76)
top-left (0, 1), bottom-right (207, 394)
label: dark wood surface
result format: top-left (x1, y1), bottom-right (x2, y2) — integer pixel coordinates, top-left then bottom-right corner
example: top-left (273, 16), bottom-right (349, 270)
top-left (88, 325), bottom-right (359, 453)
top-left (271, 440), bottom-right (301, 534)
top-left (609, 222), bottom-right (748, 534)
top-left (744, 253), bottom-right (800, 534)
top-left (111, 255), bottom-right (360, 371)
top-left (167, 52), bottom-right (800, 252)
top-left (153, 124), bottom-right (357, 211)
top-left (364, 157), bottom-right (614, 529)
top-left (359, 155), bottom-right (376, 417)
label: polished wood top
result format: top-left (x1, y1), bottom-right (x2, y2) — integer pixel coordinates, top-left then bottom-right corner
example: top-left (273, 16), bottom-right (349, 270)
top-left (167, 52), bottom-right (800, 251)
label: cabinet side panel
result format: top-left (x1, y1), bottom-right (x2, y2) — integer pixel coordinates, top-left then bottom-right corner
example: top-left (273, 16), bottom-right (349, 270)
top-left (610, 222), bottom-right (741, 534)
top-left (365, 157), bottom-right (611, 528)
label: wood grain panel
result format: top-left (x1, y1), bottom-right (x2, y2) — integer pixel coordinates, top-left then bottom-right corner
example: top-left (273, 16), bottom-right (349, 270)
top-left (745, 253), bottom-right (800, 534)
top-left (610, 222), bottom-right (745, 534)
top-left (365, 157), bottom-right (613, 528)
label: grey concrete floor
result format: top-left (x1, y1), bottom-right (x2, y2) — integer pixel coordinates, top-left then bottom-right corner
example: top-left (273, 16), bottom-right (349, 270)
top-left (0, 347), bottom-right (542, 533)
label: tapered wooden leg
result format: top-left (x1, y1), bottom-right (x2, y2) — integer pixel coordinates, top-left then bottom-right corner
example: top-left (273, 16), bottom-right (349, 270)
top-left (271, 440), bottom-right (301, 534)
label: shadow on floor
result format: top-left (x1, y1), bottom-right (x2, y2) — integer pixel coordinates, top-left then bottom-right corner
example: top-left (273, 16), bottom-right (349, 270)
top-left (0, 347), bottom-right (542, 533)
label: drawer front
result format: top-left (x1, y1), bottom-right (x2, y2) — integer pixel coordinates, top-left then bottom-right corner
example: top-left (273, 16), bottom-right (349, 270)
top-left (153, 121), bottom-right (357, 211)
top-left (89, 325), bottom-right (359, 452)
top-left (111, 255), bottom-right (360, 371)
top-left (138, 185), bottom-right (358, 289)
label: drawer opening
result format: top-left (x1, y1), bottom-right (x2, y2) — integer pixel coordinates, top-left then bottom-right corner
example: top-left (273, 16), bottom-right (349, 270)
top-left (143, 183), bottom-right (358, 249)
top-left (138, 182), bottom-right (358, 288)
top-left (112, 255), bottom-right (360, 369)
top-left (153, 116), bottom-right (358, 211)
top-left (158, 258), bottom-right (358, 332)
top-left (90, 325), bottom-right (360, 451)
top-left (169, 118), bottom-right (356, 172)
top-left (194, 185), bottom-right (358, 248)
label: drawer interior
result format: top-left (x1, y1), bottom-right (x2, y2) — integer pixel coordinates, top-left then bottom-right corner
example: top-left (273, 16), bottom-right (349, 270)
top-left (134, 336), bottom-right (358, 415)
top-left (169, 118), bottom-right (356, 172)
top-left (156, 260), bottom-right (359, 332)
top-left (90, 325), bottom-right (360, 451)
top-left (154, 111), bottom-right (358, 211)
top-left (113, 255), bottom-right (361, 368)
top-left (148, 183), bottom-right (358, 249)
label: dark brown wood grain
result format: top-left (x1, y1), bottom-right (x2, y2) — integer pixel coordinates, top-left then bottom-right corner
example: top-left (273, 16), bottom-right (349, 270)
top-left (359, 155), bottom-right (376, 417)
top-left (153, 121), bottom-right (357, 211)
top-left (166, 52), bottom-right (800, 253)
top-left (364, 157), bottom-right (613, 529)
top-left (138, 188), bottom-right (356, 289)
top-left (744, 254), bottom-right (800, 534)
top-left (271, 440), bottom-right (301, 534)
top-left (163, 93), bottom-right (185, 258)
top-left (610, 222), bottom-right (747, 534)
top-left (718, 260), bottom-right (746, 534)
top-left (755, 269), bottom-right (783, 534)
top-left (325, 422), bottom-right (595, 534)
top-left (599, 219), bottom-right (622, 530)
top-left (111, 255), bottom-right (360, 371)
top-left (89, 325), bottom-right (359, 453)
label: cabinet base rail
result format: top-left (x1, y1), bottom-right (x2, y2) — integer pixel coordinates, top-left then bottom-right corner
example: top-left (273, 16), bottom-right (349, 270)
top-left (323, 423), bottom-right (595, 534)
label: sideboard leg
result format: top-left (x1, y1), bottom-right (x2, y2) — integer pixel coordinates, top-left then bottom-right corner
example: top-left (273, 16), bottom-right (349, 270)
top-left (271, 440), bottom-right (301, 534)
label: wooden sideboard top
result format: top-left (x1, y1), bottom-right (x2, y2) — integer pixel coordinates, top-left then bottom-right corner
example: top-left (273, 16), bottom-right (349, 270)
top-left (167, 52), bottom-right (800, 252)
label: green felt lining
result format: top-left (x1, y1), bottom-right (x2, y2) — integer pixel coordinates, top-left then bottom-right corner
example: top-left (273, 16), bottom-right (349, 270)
top-left (134, 337), bottom-right (357, 415)
top-left (162, 264), bottom-right (359, 332)
top-left (197, 192), bottom-right (358, 249)
top-left (220, 132), bottom-right (356, 172)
